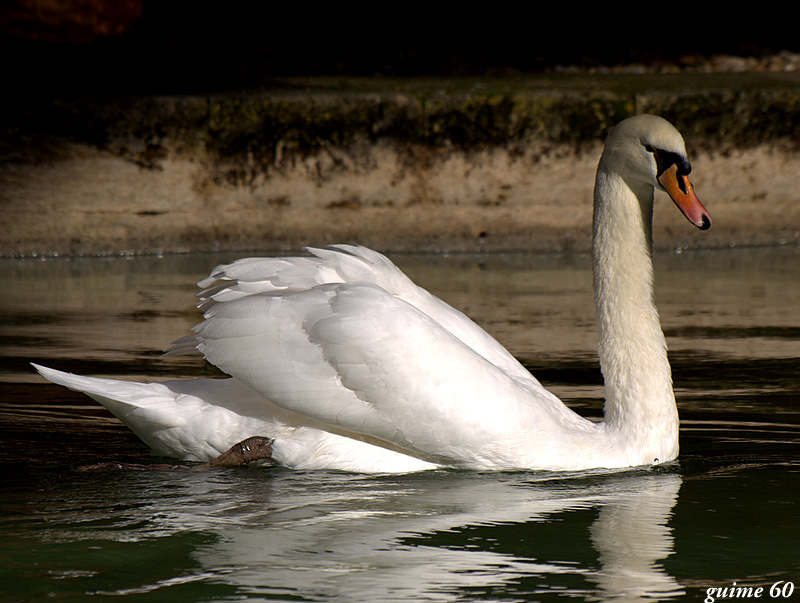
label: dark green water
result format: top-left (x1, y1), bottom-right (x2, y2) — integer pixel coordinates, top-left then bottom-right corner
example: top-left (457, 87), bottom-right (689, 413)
top-left (1, 248), bottom-right (798, 601)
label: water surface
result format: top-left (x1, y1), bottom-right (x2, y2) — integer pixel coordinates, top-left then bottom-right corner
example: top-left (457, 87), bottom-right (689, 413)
top-left (1, 247), bottom-right (798, 601)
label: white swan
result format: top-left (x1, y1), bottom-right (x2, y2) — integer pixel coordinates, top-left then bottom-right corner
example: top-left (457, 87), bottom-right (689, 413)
top-left (35, 114), bottom-right (711, 473)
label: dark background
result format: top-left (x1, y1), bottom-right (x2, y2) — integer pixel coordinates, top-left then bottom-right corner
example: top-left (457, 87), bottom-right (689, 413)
top-left (1, 1), bottom-right (797, 95)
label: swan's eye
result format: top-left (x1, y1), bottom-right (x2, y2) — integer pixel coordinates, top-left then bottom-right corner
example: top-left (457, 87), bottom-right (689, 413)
top-left (645, 144), bottom-right (656, 154)
top-left (652, 148), bottom-right (691, 180)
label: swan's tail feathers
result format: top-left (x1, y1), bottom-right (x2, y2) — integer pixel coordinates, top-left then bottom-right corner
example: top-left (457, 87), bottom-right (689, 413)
top-left (33, 364), bottom-right (157, 415)
top-left (31, 364), bottom-right (258, 462)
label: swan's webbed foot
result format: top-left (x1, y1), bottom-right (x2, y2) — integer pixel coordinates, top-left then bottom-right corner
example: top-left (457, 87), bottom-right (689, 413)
top-left (200, 436), bottom-right (275, 467)
top-left (74, 436), bottom-right (275, 471)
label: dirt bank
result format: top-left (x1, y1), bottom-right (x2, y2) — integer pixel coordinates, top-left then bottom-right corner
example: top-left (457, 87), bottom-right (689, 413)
top-left (2, 77), bottom-right (799, 256)
top-left (3, 139), bottom-right (798, 256)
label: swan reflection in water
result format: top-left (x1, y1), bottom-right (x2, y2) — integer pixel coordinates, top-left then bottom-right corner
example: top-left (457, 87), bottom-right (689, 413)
top-left (37, 469), bottom-right (683, 600)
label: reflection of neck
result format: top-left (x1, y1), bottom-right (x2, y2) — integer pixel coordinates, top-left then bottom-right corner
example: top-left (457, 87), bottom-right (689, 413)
top-left (590, 473), bottom-right (684, 599)
top-left (592, 165), bottom-right (678, 464)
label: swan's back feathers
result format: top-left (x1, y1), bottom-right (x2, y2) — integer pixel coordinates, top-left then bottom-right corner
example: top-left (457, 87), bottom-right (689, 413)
top-left (172, 245), bottom-right (538, 386)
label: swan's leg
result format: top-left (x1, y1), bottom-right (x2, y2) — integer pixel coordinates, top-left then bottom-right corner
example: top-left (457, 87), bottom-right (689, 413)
top-left (200, 436), bottom-right (274, 467)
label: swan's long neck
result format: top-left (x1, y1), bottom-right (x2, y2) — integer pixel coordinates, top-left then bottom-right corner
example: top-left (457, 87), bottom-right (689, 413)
top-left (591, 161), bottom-right (679, 463)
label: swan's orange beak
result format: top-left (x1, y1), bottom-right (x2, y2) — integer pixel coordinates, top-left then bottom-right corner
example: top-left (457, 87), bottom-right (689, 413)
top-left (659, 164), bottom-right (711, 230)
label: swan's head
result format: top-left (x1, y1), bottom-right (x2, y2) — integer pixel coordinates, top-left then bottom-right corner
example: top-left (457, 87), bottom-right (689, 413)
top-left (602, 114), bottom-right (711, 230)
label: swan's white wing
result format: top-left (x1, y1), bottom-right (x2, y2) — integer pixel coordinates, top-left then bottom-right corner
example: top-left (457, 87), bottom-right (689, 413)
top-left (191, 245), bottom-right (538, 386)
top-left (192, 281), bottom-right (589, 469)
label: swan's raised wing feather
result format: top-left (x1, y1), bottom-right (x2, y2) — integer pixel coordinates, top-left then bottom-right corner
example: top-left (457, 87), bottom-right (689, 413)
top-left (189, 245), bottom-right (539, 387)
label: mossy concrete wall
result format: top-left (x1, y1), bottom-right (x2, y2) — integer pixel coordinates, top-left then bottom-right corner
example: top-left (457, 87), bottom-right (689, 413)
top-left (2, 74), bottom-right (799, 256)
